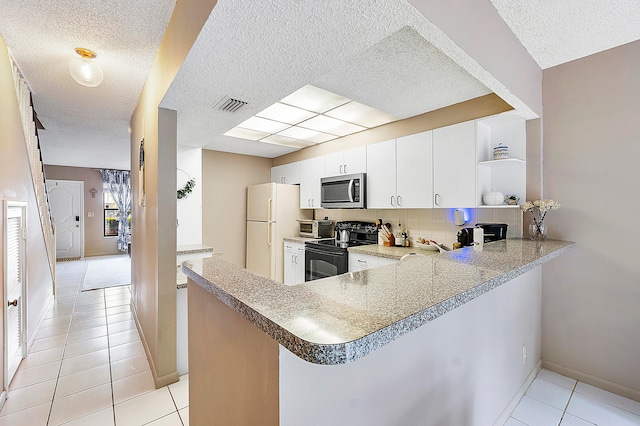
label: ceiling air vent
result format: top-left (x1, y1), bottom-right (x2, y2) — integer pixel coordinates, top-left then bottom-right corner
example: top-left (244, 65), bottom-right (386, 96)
top-left (214, 96), bottom-right (248, 113)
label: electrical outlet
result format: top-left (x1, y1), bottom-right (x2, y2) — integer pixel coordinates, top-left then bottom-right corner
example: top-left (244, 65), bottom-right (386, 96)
top-left (87, 211), bottom-right (94, 217)
top-left (522, 344), bottom-right (527, 365)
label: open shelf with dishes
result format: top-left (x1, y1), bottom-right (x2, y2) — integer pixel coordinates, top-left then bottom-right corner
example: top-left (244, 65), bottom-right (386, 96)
top-left (476, 113), bottom-right (526, 207)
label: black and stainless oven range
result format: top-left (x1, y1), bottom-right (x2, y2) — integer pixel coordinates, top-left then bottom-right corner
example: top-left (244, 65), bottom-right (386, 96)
top-left (304, 221), bottom-right (378, 282)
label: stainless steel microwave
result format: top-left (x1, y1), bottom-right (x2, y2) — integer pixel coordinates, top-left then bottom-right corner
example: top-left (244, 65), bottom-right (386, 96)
top-left (320, 173), bottom-right (366, 209)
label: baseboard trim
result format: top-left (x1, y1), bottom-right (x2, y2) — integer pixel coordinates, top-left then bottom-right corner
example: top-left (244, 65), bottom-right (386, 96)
top-left (493, 360), bottom-right (542, 426)
top-left (543, 360), bottom-right (640, 403)
top-left (131, 301), bottom-right (179, 389)
top-left (27, 294), bottom-right (55, 352)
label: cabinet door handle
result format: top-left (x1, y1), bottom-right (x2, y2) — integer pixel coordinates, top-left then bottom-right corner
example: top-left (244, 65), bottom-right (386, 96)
top-left (357, 259), bottom-right (367, 264)
top-left (283, 177), bottom-right (286, 184)
top-left (391, 195), bottom-right (395, 207)
top-left (294, 255), bottom-right (298, 264)
top-left (343, 164), bottom-right (347, 174)
top-left (397, 195), bottom-right (402, 207)
top-left (339, 164), bottom-right (343, 174)
top-left (8, 299), bottom-right (18, 307)
top-left (434, 193), bottom-right (441, 206)
top-left (308, 199), bottom-right (311, 207)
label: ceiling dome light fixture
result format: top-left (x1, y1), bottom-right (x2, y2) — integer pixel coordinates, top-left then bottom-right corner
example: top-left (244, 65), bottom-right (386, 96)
top-left (69, 47), bottom-right (104, 87)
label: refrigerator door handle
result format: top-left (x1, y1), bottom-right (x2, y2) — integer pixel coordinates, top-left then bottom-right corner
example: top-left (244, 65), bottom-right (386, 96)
top-left (267, 198), bottom-right (272, 223)
top-left (267, 222), bottom-right (272, 247)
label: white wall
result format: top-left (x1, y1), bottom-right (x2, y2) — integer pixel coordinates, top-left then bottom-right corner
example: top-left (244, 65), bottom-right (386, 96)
top-left (280, 267), bottom-right (543, 425)
top-left (177, 145), bottom-right (202, 246)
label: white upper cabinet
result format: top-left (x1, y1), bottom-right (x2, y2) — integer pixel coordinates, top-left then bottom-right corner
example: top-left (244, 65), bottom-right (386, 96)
top-left (271, 162), bottom-right (301, 185)
top-left (433, 121), bottom-right (477, 208)
top-left (299, 156), bottom-right (324, 209)
top-left (396, 131), bottom-right (433, 208)
top-left (366, 132), bottom-right (433, 209)
top-left (325, 146), bottom-right (366, 176)
top-left (366, 139), bottom-right (397, 208)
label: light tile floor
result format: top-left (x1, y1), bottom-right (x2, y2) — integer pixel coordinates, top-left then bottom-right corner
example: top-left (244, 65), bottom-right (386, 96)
top-left (507, 369), bottom-right (640, 425)
top-left (0, 258), bottom-right (189, 426)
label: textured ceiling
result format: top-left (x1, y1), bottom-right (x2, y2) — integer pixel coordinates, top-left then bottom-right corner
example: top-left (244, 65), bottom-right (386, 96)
top-left (0, 0), bottom-right (176, 169)
top-left (490, 0), bottom-right (640, 69)
top-left (160, 0), bottom-right (492, 157)
top-left (3, 0), bottom-right (640, 166)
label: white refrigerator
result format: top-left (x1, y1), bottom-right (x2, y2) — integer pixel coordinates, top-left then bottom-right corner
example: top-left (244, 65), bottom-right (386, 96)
top-left (246, 183), bottom-right (311, 282)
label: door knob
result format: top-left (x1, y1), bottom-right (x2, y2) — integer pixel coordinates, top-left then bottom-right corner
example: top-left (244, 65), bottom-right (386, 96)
top-left (8, 299), bottom-right (18, 307)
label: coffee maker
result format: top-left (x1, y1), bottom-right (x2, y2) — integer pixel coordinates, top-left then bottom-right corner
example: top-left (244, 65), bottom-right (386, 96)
top-left (457, 223), bottom-right (508, 246)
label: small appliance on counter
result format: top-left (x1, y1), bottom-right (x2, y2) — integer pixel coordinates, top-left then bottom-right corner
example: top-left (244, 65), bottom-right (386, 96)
top-left (304, 221), bottom-right (377, 282)
top-left (298, 219), bottom-right (334, 238)
top-left (457, 223), bottom-right (508, 247)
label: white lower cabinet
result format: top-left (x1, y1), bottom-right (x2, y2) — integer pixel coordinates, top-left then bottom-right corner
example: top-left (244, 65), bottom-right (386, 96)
top-left (349, 252), bottom-right (398, 272)
top-left (284, 242), bottom-right (305, 285)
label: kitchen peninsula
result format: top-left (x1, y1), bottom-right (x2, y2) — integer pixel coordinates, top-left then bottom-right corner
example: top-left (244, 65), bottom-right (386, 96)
top-left (183, 238), bottom-right (573, 425)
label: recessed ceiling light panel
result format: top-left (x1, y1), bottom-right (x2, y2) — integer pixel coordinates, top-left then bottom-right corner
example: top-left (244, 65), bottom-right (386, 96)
top-left (256, 103), bottom-right (315, 125)
top-left (262, 134), bottom-right (316, 148)
top-left (325, 101), bottom-right (397, 128)
top-left (278, 126), bottom-right (336, 143)
top-left (224, 127), bottom-right (270, 141)
top-left (280, 85), bottom-right (350, 113)
top-left (298, 115), bottom-right (366, 136)
top-left (238, 116), bottom-right (290, 133)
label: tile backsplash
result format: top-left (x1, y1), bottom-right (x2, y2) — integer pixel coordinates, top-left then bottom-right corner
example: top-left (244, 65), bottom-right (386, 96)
top-left (315, 207), bottom-right (523, 249)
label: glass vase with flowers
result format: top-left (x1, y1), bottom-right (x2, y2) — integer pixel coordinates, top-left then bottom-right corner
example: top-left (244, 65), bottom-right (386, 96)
top-left (521, 199), bottom-right (560, 240)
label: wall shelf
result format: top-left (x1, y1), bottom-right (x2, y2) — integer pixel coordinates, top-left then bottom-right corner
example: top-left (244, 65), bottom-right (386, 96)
top-left (477, 205), bottom-right (522, 209)
top-left (478, 158), bottom-right (525, 168)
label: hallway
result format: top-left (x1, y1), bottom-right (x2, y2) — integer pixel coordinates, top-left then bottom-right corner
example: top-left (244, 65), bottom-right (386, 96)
top-left (0, 259), bottom-right (189, 425)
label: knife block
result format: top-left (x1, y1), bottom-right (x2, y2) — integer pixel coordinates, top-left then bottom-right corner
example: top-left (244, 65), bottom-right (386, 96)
top-left (383, 234), bottom-right (395, 247)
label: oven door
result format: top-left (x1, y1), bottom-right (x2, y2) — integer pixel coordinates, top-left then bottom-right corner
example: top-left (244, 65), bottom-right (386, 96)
top-left (304, 245), bottom-right (347, 282)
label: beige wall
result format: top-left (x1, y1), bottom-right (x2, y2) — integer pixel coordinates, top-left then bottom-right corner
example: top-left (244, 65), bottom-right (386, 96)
top-left (541, 40), bottom-right (640, 401)
top-left (202, 150), bottom-right (271, 267)
top-left (44, 165), bottom-right (120, 257)
top-left (0, 36), bottom-right (55, 393)
top-left (129, 0), bottom-right (218, 388)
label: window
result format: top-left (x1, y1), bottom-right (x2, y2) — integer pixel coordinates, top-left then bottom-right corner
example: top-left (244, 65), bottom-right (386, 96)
top-left (103, 183), bottom-right (130, 237)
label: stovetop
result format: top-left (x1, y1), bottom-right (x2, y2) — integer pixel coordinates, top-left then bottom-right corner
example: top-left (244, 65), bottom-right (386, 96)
top-left (318, 239), bottom-right (377, 248)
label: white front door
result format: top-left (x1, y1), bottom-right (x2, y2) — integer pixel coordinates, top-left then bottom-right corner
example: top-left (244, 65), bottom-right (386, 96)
top-left (47, 180), bottom-right (83, 259)
top-left (4, 202), bottom-right (27, 386)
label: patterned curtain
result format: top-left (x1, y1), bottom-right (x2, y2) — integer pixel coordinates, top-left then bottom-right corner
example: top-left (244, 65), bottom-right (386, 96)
top-left (100, 169), bottom-right (131, 252)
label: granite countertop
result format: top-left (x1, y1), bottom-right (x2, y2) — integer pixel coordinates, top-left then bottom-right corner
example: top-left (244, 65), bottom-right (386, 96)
top-left (349, 244), bottom-right (440, 260)
top-left (182, 238), bottom-right (574, 365)
top-left (177, 244), bottom-right (214, 255)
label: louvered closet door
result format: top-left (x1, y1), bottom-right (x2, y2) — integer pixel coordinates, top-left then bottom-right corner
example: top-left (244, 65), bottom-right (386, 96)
top-left (6, 206), bottom-right (25, 384)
